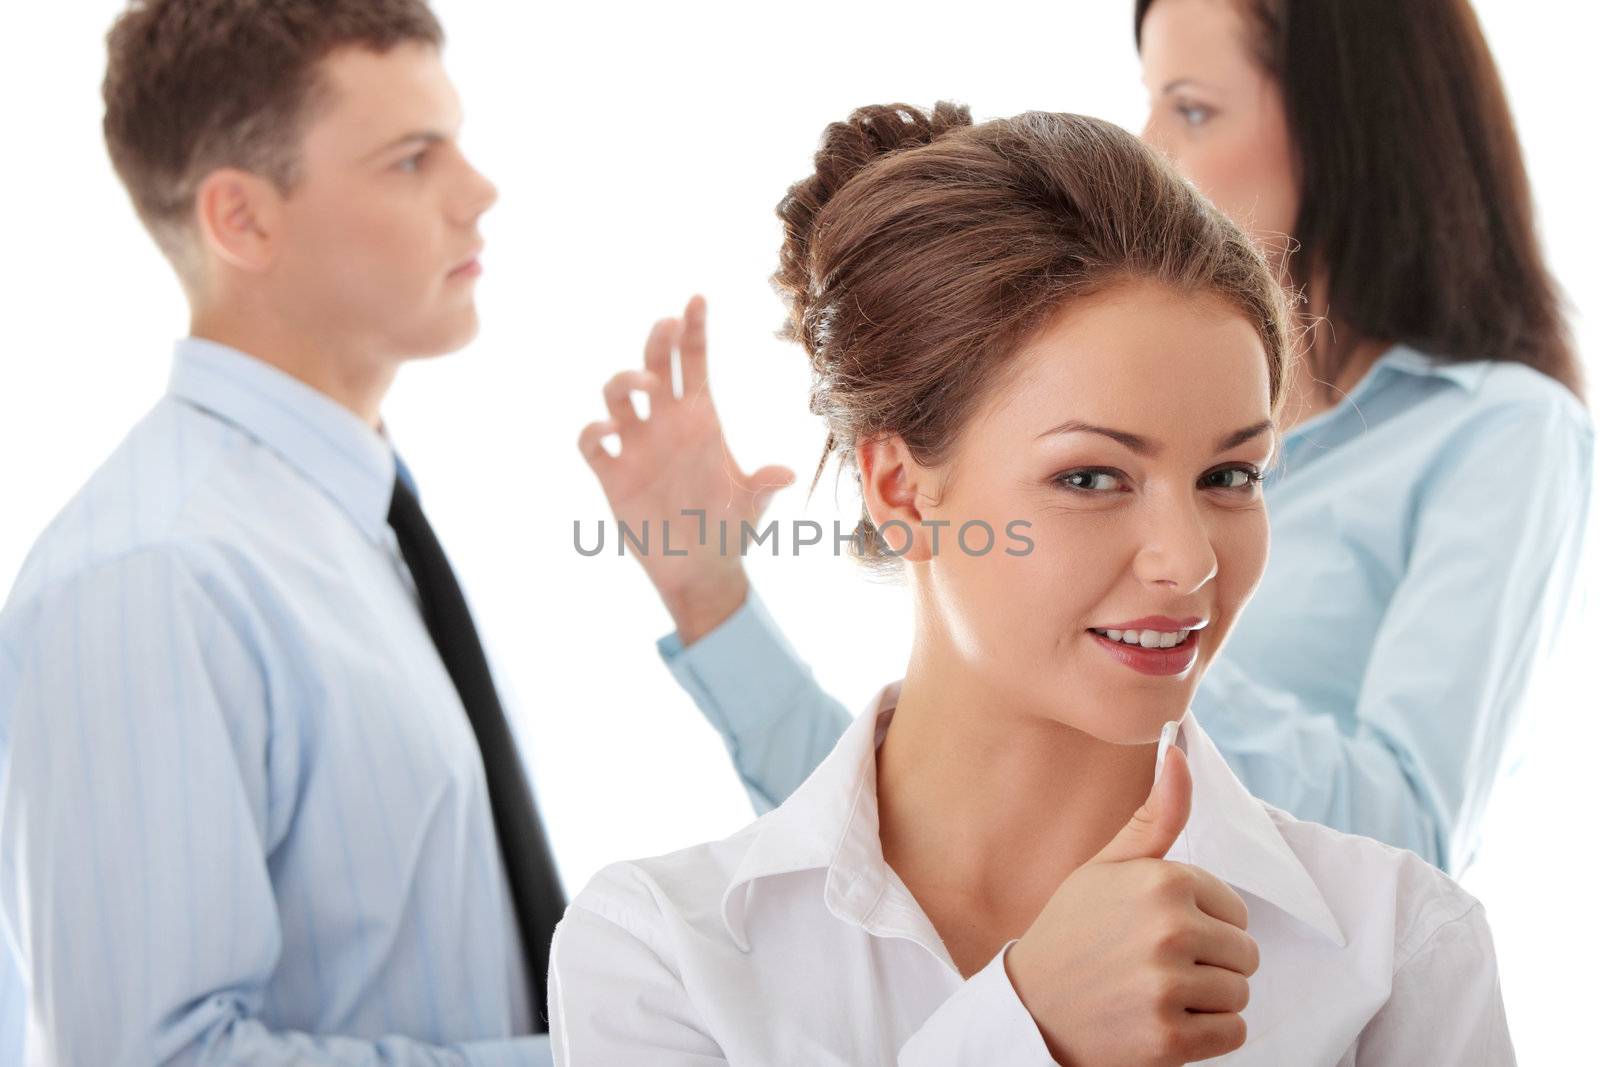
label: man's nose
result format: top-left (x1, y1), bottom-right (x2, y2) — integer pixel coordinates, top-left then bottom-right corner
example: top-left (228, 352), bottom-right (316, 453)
top-left (452, 156), bottom-right (498, 223)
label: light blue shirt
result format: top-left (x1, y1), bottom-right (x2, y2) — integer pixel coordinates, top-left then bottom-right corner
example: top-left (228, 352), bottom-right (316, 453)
top-left (0, 339), bottom-right (551, 1065)
top-left (659, 345), bottom-right (1594, 874)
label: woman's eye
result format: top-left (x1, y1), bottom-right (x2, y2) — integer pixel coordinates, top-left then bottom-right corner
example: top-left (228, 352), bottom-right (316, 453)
top-left (1057, 467), bottom-right (1260, 495)
top-left (396, 151), bottom-right (427, 173)
top-left (1203, 466), bottom-right (1262, 490)
top-left (1176, 102), bottom-right (1213, 127)
top-left (1058, 470), bottom-right (1125, 493)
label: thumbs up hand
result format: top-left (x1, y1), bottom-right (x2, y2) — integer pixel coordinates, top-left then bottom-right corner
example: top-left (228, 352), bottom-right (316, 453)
top-left (1005, 740), bottom-right (1259, 1066)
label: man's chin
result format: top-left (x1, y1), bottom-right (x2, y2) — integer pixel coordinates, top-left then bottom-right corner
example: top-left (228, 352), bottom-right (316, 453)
top-left (400, 311), bottom-right (481, 361)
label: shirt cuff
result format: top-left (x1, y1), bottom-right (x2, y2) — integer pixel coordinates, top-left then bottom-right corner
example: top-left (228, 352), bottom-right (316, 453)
top-left (655, 586), bottom-right (820, 745)
top-left (897, 941), bottom-right (1057, 1066)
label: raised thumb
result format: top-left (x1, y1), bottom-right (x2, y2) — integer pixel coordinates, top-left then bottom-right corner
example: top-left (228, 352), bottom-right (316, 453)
top-left (1090, 741), bottom-right (1192, 865)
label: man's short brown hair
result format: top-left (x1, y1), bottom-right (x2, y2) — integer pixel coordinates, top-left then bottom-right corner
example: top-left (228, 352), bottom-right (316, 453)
top-left (103, 0), bottom-right (444, 271)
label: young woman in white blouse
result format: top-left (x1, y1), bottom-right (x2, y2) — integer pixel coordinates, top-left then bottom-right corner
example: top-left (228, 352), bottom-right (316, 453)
top-left (557, 106), bottom-right (1510, 1065)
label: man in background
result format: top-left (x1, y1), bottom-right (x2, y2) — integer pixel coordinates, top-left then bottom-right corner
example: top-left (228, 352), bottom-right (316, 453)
top-left (0, 1), bottom-right (564, 1062)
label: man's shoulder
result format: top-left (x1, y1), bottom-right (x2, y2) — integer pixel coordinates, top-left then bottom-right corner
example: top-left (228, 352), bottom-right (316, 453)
top-left (4, 399), bottom-right (254, 615)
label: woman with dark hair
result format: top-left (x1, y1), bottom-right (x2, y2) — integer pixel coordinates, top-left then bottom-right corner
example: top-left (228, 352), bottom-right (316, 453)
top-left (557, 104), bottom-right (1509, 1065)
top-left (582, 0), bottom-right (1593, 876)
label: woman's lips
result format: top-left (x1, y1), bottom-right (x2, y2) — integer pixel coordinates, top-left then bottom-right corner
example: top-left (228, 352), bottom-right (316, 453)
top-left (1089, 628), bottom-right (1200, 677)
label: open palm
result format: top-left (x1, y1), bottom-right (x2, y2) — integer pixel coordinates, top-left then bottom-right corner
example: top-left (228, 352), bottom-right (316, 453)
top-left (578, 296), bottom-right (795, 642)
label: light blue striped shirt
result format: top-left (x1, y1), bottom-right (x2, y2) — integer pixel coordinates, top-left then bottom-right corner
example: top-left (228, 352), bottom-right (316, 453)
top-left (0, 339), bottom-right (551, 1065)
top-left (660, 345), bottom-right (1594, 874)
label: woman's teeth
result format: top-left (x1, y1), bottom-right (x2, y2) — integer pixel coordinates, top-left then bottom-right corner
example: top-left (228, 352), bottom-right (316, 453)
top-left (1091, 627), bottom-right (1191, 649)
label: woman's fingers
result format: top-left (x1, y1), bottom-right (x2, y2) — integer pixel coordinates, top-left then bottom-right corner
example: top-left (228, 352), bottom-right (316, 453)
top-left (602, 369), bottom-right (663, 427)
top-left (642, 318), bottom-right (677, 386)
top-left (741, 464), bottom-right (797, 517)
top-left (1175, 964), bottom-right (1252, 1014)
top-left (1181, 864), bottom-right (1250, 933)
top-left (577, 419), bottom-right (619, 469)
top-left (1190, 913), bottom-right (1261, 976)
top-left (679, 294), bottom-right (709, 397)
top-left (1173, 1008), bottom-right (1248, 1062)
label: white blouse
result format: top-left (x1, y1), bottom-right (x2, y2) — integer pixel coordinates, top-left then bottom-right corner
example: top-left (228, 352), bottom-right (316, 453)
top-left (548, 682), bottom-right (1513, 1065)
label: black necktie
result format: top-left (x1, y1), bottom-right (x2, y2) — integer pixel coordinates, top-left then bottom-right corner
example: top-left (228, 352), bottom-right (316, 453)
top-left (386, 475), bottom-right (566, 1032)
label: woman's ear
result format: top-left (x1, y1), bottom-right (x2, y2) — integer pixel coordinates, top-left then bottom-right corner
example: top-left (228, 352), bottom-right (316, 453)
top-left (857, 435), bottom-right (937, 563)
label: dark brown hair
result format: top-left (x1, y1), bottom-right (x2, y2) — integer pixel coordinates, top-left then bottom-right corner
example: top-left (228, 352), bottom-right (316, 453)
top-left (775, 103), bottom-right (1292, 565)
top-left (103, 0), bottom-right (444, 272)
top-left (1135, 0), bottom-right (1585, 400)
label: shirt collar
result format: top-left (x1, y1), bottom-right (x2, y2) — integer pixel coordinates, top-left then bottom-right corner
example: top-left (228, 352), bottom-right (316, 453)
top-left (720, 682), bottom-right (1345, 955)
top-left (167, 337), bottom-right (398, 545)
top-left (1292, 343), bottom-right (1485, 430)
top-left (1373, 343), bottom-right (1488, 391)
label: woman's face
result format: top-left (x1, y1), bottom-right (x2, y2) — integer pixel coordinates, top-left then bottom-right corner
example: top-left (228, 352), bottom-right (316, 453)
top-left (1139, 0), bottom-right (1299, 250)
top-left (877, 280), bottom-right (1274, 745)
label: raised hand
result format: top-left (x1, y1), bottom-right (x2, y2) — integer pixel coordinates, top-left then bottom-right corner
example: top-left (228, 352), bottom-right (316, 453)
top-left (1005, 744), bottom-right (1259, 1066)
top-left (578, 295), bottom-right (796, 645)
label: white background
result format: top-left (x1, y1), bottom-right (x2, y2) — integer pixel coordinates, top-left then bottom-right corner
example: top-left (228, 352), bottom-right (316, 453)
top-left (2, 1), bottom-right (1595, 1059)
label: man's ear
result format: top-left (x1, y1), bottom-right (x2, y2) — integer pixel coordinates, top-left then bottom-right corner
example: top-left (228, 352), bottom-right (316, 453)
top-left (857, 435), bottom-right (938, 563)
top-left (193, 167), bottom-right (281, 273)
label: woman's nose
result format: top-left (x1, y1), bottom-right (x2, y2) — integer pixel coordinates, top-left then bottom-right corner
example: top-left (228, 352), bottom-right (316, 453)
top-left (1132, 498), bottom-right (1219, 593)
